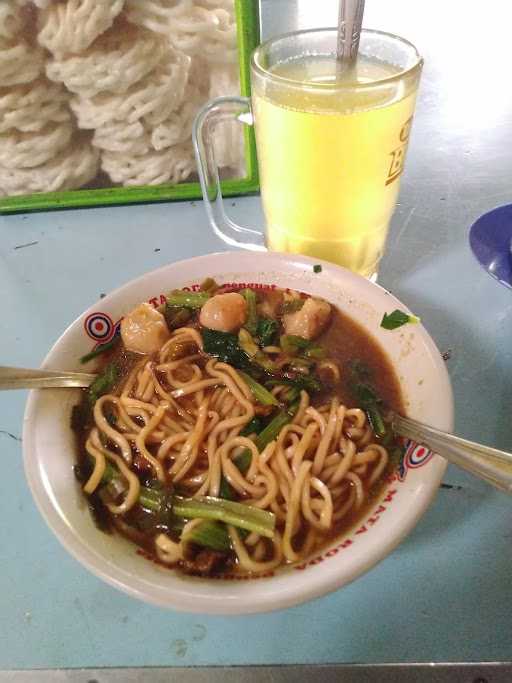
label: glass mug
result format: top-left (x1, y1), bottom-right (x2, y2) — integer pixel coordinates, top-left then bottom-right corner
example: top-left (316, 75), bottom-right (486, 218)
top-left (193, 28), bottom-right (423, 279)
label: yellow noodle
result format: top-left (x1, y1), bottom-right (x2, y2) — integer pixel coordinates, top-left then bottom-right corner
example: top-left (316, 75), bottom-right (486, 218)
top-left (84, 439), bottom-right (107, 494)
top-left (134, 404), bottom-right (167, 481)
top-left (228, 526), bottom-right (283, 573)
top-left (94, 395), bottom-right (133, 464)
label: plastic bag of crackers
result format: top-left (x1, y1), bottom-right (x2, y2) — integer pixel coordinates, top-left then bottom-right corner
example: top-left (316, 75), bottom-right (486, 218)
top-left (0, 0), bottom-right (252, 202)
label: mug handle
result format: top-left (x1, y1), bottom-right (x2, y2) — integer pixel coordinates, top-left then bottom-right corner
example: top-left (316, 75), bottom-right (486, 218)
top-left (193, 96), bottom-right (266, 251)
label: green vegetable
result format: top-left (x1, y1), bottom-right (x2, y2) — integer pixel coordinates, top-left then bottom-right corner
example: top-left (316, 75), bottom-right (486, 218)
top-left (80, 336), bottom-right (120, 364)
top-left (381, 309), bottom-right (421, 330)
top-left (241, 288), bottom-right (258, 335)
top-left (349, 362), bottom-right (388, 438)
top-left (218, 478), bottom-right (236, 501)
top-left (201, 328), bottom-right (251, 370)
top-left (100, 460), bottom-right (117, 484)
top-left (283, 386), bottom-right (300, 403)
top-left (282, 299), bottom-right (305, 314)
top-left (256, 317), bottom-right (278, 346)
top-left (173, 496), bottom-right (276, 538)
top-left (365, 405), bottom-right (386, 437)
top-left (240, 416), bottom-right (263, 436)
top-left (182, 520), bottom-right (231, 552)
top-left (238, 328), bottom-right (259, 358)
top-left (138, 486), bottom-right (165, 513)
top-left (88, 362), bottom-right (119, 405)
top-left (239, 371), bottom-right (279, 406)
top-left (164, 305), bottom-right (192, 330)
top-left (313, 264), bottom-right (322, 273)
top-left (166, 290), bottom-right (210, 309)
top-left (280, 334), bottom-right (310, 355)
top-left (255, 410), bottom-right (292, 450)
top-left (75, 455), bottom-right (117, 486)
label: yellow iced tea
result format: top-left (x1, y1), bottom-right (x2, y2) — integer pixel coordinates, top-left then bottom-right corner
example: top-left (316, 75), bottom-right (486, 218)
top-left (252, 55), bottom-right (418, 277)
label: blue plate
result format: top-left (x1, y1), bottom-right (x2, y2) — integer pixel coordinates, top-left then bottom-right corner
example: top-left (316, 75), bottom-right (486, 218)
top-left (469, 204), bottom-right (512, 289)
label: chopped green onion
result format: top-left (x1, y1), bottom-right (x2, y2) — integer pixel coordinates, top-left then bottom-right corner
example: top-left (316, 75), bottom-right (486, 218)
top-left (80, 336), bottom-right (120, 364)
top-left (313, 264), bottom-right (322, 273)
top-left (201, 328), bottom-right (251, 370)
top-left (173, 496), bottom-right (275, 538)
top-left (381, 309), bottom-right (421, 330)
top-left (240, 288), bottom-right (258, 335)
top-left (166, 290), bottom-right (210, 309)
top-left (239, 371), bottom-right (279, 406)
top-left (88, 362), bottom-right (118, 405)
top-left (282, 299), bottom-right (305, 314)
top-left (182, 520), bottom-right (231, 552)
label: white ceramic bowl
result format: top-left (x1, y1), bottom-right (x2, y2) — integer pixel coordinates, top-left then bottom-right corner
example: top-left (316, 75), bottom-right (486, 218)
top-left (23, 251), bottom-right (453, 614)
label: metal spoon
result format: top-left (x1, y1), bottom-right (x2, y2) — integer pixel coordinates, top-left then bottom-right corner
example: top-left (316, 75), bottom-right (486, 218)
top-left (3, 365), bottom-right (511, 494)
top-left (337, 0), bottom-right (366, 70)
top-left (0, 366), bottom-right (96, 390)
top-left (392, 413), bottom-right (512, 494)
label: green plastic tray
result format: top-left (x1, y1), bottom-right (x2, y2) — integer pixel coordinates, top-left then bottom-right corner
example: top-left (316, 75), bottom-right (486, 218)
top-left (0, 0), bottom-right (260, 214)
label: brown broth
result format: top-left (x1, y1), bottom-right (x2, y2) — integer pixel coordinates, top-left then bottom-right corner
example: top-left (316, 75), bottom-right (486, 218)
top-left (316, 306), bottom-right (404, 413)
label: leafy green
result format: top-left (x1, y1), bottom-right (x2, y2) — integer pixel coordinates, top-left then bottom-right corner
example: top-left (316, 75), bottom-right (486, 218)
top-left (201, 328), bottom-right (251, 370)
top-left (381, 309), bottom-right (421, 330)
top-left (166, 290), bottom-right (210, 308)
top-left (240, 416), bottom-right (263, 436)
top-left (280, 334), bottom-right (310, 355)
top-left (349, 361), bottom-right (387, 438)
top-left (80, 335), bottom-right (120, 364)
top-left (88, 362), bottom-right (119, 405)
top-left (313, 264), bottom-right (322, 273)
top-left (182, 520), bottom-right (231, 552)
top-left (256, 317), bottom-right (278, 346)
top-left (173, 496), bottom-right (276, 538)
top-left (254, 410), bottom-right (292, 450)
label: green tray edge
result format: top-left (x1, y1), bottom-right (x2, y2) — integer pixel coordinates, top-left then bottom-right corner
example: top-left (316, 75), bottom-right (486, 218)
top-left (0, 0), bottom-right (260, 215)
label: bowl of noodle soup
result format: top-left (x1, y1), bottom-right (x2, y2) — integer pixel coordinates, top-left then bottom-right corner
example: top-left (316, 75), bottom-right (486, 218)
top-left (23, 251), bottom-right (453, 613)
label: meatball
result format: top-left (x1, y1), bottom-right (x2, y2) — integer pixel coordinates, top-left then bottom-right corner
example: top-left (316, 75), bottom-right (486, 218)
top-left (283, 297), bottom-right (331, 340)
top-left (120, 302), bottom-right (170, 354)
top-left (199, 292), bottom-right (247, 333)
